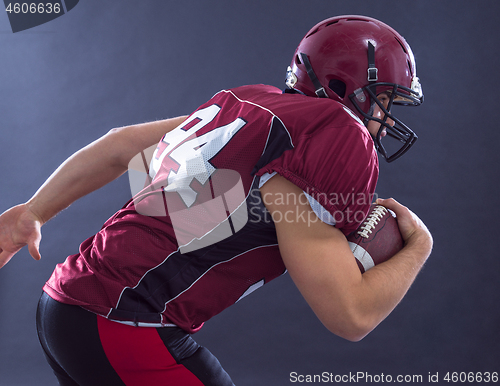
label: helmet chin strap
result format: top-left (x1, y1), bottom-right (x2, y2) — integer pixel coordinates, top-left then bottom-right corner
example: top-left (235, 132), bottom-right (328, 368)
top-left (299, 53), bottom-right (328, 98)
top-left (365, 41), bottom-right (387, 156)
top-left (367, 41), bottom-right (378, 83)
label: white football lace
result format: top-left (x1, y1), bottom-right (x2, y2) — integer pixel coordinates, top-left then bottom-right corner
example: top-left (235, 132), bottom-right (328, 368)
top-left (357, 205), bottom-right (388, 238)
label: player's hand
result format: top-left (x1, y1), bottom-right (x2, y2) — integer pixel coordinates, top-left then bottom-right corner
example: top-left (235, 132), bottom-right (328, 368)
top-left (0, 204), bottom-right (43, 269)
top-left (376, 198), bottom-right (433, 254)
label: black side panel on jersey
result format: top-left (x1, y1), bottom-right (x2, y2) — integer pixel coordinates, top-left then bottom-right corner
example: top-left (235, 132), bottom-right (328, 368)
top-left (108, 178), bottom-right (279, 325)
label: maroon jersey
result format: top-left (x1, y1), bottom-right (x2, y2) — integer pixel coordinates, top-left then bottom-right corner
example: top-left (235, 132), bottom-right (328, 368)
top-left (43, 85), bottom-right (378, 333)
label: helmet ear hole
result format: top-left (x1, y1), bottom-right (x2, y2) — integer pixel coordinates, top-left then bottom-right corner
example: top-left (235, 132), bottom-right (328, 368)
top-left (328, 79), bottom-right (346, 98)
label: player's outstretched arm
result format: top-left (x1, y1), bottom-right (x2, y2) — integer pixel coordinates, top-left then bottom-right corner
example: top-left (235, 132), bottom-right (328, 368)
top-left (0, 115), bottom-right (187, 268)
top-left (26, 116), bottom-right (187, 224)
top-left (261, 175), bottom-right (432, 342)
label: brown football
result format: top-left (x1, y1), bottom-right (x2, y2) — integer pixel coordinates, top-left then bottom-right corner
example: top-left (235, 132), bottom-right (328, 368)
top-left (347, 204), bottom-right (404, 273)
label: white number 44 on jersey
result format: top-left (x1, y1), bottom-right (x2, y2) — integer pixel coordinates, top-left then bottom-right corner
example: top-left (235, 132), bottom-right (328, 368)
top-left (127, 105), bottom-right (249, 254)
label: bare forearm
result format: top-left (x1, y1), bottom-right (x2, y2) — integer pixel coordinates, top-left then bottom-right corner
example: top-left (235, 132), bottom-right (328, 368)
top-left (352, 198), bottom-right (434, 334)
top-left (26, 116), bottom-right (187, 224)
top-left (353, 232), bottom-right (433, 336)
top-left (26, 135), bottom-right (128, 223)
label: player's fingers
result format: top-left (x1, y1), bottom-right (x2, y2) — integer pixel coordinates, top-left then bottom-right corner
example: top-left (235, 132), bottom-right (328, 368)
top-left (27, 231), bottom-right (42, 261)
top-left (375, 197), bottom-right (408, 217)
top-left (377, 198), bottom-right (423, 227)
top-left (28, 240), bottom-right (41, 261)
top-left (377, 198), bottom-right (432, 249)
top-left (376, 198), bottom-right (418, 236)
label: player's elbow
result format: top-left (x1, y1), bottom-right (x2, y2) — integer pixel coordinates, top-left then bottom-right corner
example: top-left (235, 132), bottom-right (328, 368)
top-left (323, 310), bottom-right (376, 342)
top-left (329, 324), bottom-right (372, 342)
top-left (340, 328), bottom-right (371, 342)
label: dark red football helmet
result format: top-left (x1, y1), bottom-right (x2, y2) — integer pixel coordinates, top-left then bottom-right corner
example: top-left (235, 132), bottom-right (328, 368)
top-left (286, 15), bottom-right (423, 162)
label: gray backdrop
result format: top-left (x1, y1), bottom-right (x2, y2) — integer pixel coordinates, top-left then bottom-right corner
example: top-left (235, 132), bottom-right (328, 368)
top-left (1, 1), bottom-right (499, 385)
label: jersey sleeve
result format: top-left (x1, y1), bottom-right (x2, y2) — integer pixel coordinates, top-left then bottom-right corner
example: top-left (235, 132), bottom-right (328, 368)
top-left (256, 119), bottom-right (379, 235)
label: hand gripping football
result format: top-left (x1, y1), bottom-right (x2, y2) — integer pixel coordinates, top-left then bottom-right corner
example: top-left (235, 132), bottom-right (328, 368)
top-left (347, 204), bottom-right (404, 273)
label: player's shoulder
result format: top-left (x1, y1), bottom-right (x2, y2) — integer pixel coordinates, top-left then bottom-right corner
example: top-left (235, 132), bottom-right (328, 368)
top-left (274, 94), bottom-right (370, 142)
top-left (229, 84), bottom-right (282, 95)
top-left (214, 84), bottom-right (282, 102)
top-left (212, 84), bottom-right (370, 145)
top-left (214, 85), bottom-right (360, 123)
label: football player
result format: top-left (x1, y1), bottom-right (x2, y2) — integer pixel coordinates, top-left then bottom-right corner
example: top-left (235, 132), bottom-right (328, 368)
top-left (0, 16), bottom-right (432, 386)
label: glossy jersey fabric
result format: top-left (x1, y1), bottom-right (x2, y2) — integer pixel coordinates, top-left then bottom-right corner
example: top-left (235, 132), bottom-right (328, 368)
top-left (43, 85), bottom-right (379, 333)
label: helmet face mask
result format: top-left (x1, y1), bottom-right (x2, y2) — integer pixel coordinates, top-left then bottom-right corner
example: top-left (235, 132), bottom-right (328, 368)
top-left (350, 81), bottom-right (422, 162)
top-left (287, 15), bottom-right (424, 162)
